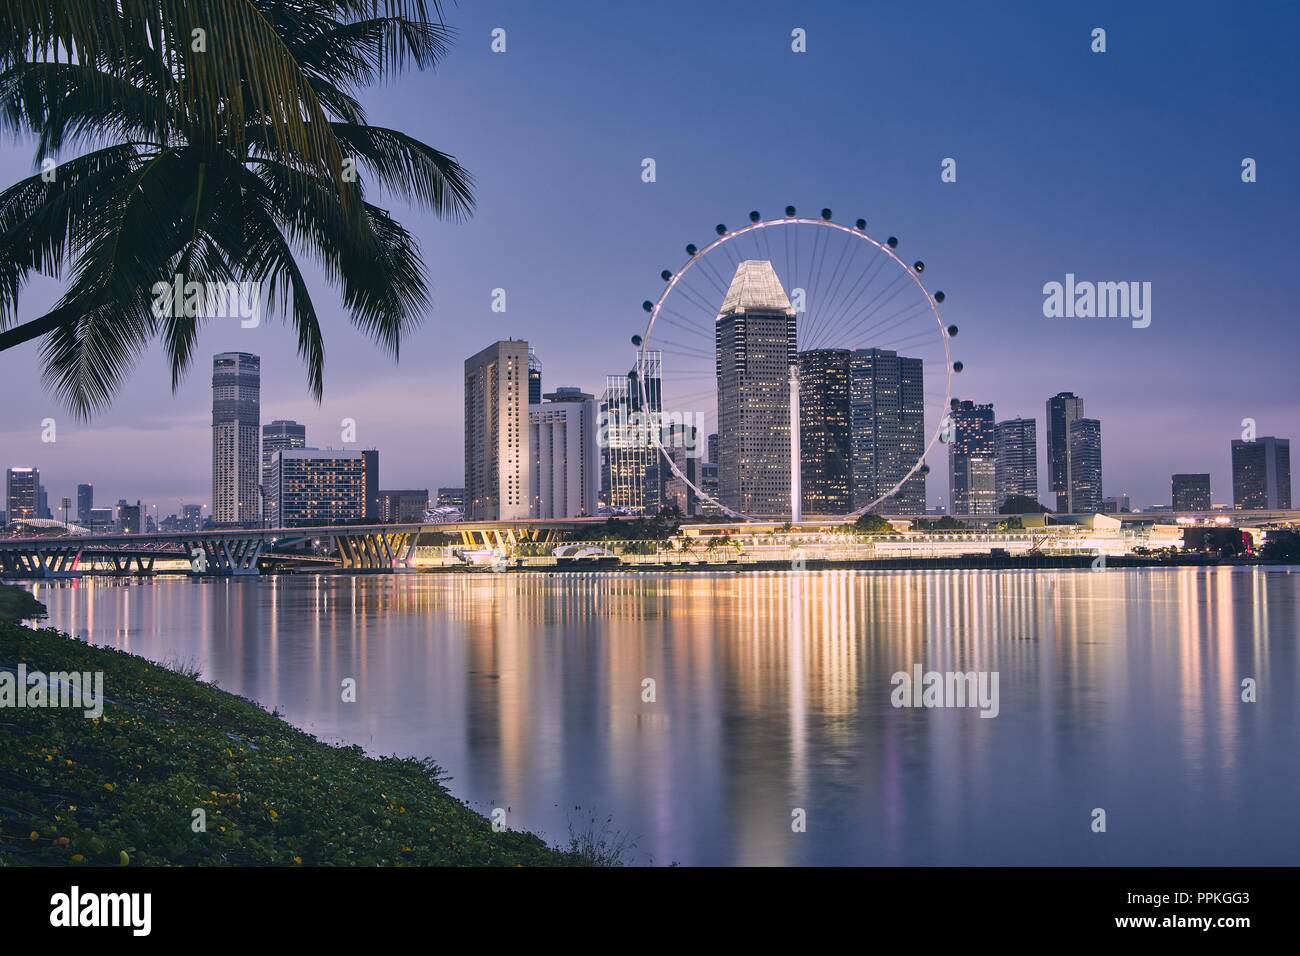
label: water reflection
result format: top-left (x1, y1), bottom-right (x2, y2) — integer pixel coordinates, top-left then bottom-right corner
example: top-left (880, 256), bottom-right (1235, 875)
top-left (29, 566), bottom-right (1300, 865)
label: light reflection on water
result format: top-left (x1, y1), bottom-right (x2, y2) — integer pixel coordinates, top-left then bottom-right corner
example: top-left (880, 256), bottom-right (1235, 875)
top-left (28, 566), bottom-right (1300, 865)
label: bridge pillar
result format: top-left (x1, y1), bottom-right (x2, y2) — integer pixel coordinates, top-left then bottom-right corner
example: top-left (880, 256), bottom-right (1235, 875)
top-left (333, 531), bottom-right (417, 572)
top-left (183, 537), bottom-right (263, 576)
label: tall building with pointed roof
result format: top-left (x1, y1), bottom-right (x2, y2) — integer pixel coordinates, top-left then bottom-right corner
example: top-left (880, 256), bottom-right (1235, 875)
top-left (715, 260), bottom-right (797, 516)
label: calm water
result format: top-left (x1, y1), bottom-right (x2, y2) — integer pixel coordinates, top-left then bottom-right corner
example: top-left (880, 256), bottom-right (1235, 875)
top-left (25, 566), bottom-right (1300, 865)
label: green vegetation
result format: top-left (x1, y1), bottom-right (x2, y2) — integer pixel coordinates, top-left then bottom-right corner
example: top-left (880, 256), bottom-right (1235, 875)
top-left (0, 584), bottom-right (44, 624)
top-left (0, 1), bottom-right (472, 415)
top-left (999, 495), bottom-right (1050, 515)
top-left (592, 507), bottom-right (682, 542)
top-left (0, 622), bottom-right (578, 866)
top-left (1262, 530), bottom-right (1300, 561)
top-left (851, 513), bottom-right (893, 535)
top-left (915, 516), bottom-right (969, 531)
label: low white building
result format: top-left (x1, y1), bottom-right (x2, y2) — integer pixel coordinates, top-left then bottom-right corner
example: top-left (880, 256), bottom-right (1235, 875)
top-left (529, 388), bottom-right (599, 518)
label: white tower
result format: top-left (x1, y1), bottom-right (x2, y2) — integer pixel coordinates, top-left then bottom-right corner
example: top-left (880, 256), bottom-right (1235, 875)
top-left (789, 363), bottom-right (802, 523)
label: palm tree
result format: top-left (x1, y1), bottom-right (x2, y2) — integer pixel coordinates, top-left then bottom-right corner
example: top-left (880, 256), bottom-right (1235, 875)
top-left (0, 1), bottom-right (472, 416)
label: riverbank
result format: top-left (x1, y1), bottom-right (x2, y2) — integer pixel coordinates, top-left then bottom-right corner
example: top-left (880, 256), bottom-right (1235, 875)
top-left (0, 583), bottom-right (44, 623)
top-left (0, 613), bottom-right (580, 866)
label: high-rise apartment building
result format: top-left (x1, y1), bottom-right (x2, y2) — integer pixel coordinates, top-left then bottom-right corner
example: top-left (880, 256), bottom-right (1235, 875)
top-left (1172, 473), bottom-right (1212, 512)
top-left (1046, 392), bottom-right (1084, 513)
top-left (212, 352), bottom-right (260, 525)
top-left (1067, 418), bottom-right (1103, 513)
top-left (464, 339), bottom-right (530, 520)
top-left (529, 387), bottom-right (599, 518)
top-left (715, 260), bottom-right (797, 516)
top-left (849, 348), bottom-right (925, 514)
top-left (1231, 437), bottom-right (1291, 510)
top-left (994, 417), bottom-right (1038, 508)
top-left (265, 449), bottom-right (367, 526)
top-left (948, 401), bottom-right (997, 516)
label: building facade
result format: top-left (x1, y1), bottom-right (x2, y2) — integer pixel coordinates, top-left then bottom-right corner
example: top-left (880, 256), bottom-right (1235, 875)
top-left (377, 490), bottom-right (429, 523)
top-left (849, 348), bottom-right (925, 514)
top-left (1231, 437), bottom-right (1292, 510)
top-left (948, 401), bottom-right (998, 516)
top-left (212, 352), bottom-right (260, 525)
top-left (797, 349), bottom-right (852, 514)
top-left (994, 417), bottom-right (1038, 508)
top-left (76, 483), bottom-right (93, 525)
top-left (261, 420), bottom-right (307, 494)
top-left (4, 467), bottom-right (39, 524)
top-left (464, 339), bottom-right (530, 520)
top-left (436, 487), bottom-right (465, 509)
top-left (1045, 392), bottom-right (1085, 513)
top-left (529, 387), bottom-right (599, 518)
top-left (265, 449), bottom-right (367, 526)
top-left (600, 351), bottom-right (662, 513)
top-left (528, 350), bottom-right (542, 406)
top-left (1067, 418), bottom-right (1103, 513)
top-left (1172, 473), bottom-right (1212, 512)
top-left (715, 260), bottom-right (797, 516)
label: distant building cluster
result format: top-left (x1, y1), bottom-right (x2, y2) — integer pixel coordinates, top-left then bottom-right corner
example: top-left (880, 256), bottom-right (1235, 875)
top-left (3, 285), bottom-right (1293, 530)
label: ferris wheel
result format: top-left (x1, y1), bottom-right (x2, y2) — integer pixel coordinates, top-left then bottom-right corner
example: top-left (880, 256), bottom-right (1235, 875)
top-left (637, 207), bottom-right (959, 522)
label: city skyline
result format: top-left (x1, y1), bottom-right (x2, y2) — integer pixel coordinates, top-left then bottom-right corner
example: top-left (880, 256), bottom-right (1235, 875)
top-left (1, 2), bottom-right (1293, 514)
top-left (4, 342), bottom-right (1292, 522)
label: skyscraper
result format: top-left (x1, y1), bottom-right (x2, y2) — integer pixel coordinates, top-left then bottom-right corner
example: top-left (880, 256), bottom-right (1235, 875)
top-left (530, 387), bottom-right (599, 518)
top-left (1067, 418), bottom-right (1103, 513)
top-left (1046, 392), bottom-right (1084, 513)
top-left (655, 423), bottom-right (702, 516)
top-left (261, 420), bottom-right (307, 493)
top-left (1231, 437), bottom-right (1291, 510)
top-left (948, 401), bottom-right (997, 516)
top-left (76, 483), bottom-right (93, 525)
top-left (798, 349), bottom-right (852, 514)
top-left (528, 349), bottom-right (542, 406)
top-left (1172, 473), bottom-right (1211, 512)
top-left (464, 339), bottom-right (530, 520)
top-left (849, 348), bottom-right (925, 514)
top-left (715, 260), bottom-right (797, 516)
top-left (211, 352), bottom-right (260, 525)
top-left (4, 467), bottom-right (39, 524)
top-left (994, 417), bottom-right (1038, 508)
top-left (362, 449), bottom-right (379, 521)
top-left (600, 351), bottom-right (662, 513)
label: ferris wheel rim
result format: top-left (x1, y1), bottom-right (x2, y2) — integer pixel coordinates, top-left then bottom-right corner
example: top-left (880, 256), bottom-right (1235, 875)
top-left (638, 214), bottom-right (954, 522)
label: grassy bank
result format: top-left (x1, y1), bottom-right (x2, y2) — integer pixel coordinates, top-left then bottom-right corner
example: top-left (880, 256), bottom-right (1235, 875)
top-left (0, 616), bottom-right (578, 866)
top-left (0, 584), bottom-right (44, 624)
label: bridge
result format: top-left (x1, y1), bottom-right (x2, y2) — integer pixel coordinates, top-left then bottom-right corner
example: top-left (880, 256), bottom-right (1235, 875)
top-left (0, 518), bottom-right (609, 579)
top-left (3, 510), bottom-right (1294, 580)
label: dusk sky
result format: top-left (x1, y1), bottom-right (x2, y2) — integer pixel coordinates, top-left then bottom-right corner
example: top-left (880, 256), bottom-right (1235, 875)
top-left (1, 0), bottom-right (1296, 516)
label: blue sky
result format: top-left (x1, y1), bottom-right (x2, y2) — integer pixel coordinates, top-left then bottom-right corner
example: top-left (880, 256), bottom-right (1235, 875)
top-left (1, 0), bottom-right (1296, 515)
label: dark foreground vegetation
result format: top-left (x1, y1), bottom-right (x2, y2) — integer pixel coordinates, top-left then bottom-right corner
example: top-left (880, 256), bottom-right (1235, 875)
top-left (0, 592), bottom-right (578, 866)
